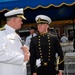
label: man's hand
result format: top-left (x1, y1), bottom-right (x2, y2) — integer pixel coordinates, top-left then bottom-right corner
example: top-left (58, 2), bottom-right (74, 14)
top-left (21, 45), bottom-right (30, 61)
top-left (58, 70), bottom-right (63, 75)
top-left (33, 73), bottom-right (37, 75)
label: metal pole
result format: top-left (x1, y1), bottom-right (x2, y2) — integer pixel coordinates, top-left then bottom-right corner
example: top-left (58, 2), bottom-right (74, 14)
top-left (73, 4), bottom-right (75, 50)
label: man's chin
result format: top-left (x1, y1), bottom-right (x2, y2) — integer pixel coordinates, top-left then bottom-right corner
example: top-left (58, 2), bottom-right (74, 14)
top-left (18, 26), bottom-right (21, 29)
top-left (16, 27), bottom-right (21, 30)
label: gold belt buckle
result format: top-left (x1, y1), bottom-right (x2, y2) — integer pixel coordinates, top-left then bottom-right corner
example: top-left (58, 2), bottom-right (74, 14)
top-left (43, 62), bottom-right (48, 66)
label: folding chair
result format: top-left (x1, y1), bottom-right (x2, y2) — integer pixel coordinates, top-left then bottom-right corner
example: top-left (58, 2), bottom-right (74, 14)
top-left (64, 52), bottom-right (75, 75)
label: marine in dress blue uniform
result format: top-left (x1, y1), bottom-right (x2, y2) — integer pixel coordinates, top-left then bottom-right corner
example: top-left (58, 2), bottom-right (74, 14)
top-left (30, 15), bottom-right (64, 75)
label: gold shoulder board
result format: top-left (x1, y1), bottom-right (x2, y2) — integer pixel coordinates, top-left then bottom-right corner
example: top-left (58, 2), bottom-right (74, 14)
top-left (0, 28), bottom-right (5, 31)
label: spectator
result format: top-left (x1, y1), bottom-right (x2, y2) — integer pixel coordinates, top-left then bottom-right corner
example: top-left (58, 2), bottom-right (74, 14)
top-left (60, 33), bottom-right (68, 43)
top-left (25, 26), bottom-right (37, 49)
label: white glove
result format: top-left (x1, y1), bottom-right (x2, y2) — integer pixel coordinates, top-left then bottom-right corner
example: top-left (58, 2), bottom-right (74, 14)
top-left (36, 58), bottom-right (41, 68)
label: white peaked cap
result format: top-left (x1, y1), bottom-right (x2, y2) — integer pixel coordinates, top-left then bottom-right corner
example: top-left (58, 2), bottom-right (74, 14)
top-left (4, 8), bottom-right (26, 20)
top-left (35, 15), bottom-right (51, 24)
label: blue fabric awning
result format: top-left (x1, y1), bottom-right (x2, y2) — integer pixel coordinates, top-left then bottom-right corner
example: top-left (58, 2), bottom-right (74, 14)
top-left (0, 0), bottom-right (75, 11)
top-left (0, 0), bottom-right (75, 24)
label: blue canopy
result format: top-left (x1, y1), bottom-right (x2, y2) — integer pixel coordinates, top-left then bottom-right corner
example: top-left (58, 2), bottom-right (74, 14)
top-left (0, 0), bottom-right (75, 11)
top-left (0, 0), bottom-right (75, 24)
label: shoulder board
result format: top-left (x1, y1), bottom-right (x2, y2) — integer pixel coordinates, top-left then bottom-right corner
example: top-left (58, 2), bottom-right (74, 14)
top-left (0, 28), bottom-right (6, 31)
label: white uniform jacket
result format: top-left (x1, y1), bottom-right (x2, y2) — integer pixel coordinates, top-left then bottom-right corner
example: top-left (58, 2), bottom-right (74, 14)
top-left (0, 25), bottom-right (27, 75)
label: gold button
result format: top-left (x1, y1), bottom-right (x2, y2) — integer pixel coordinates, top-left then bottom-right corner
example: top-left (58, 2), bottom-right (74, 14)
top-left (48, 40), bottom-right (50, 42)
top-left (40, 53), bottom-right (42, 55)
top-left (48, 59), bottom-right (50, 61)
top-left (39, 48), bottom-right (41, 49)
top-left (49, 49), bottom-right (50, 51)
top-left (40, 50), bottom-right (42, 52)
top-left (39, 42), bottom-right (40, 43)
top-left (48, 52), bottom-right (50, 54)
top-left (48, 37), bottom-right (50, 39)
top-left (48, 56), bottom-right (50, 57)
top-left (39, 39), bottom-right (40, 40)
top-left (43, 62), bottom-right (47, 66)
top-left (39, 44), bottom-right (40, 46)
top-left (47, 35), bottom-right (49, 36)
top-left (40, 56), bottom-right (43, 58)
top-left (49, 43), bottom-right (50, 45)
top-left (49, 46), bottom-right (50, 48)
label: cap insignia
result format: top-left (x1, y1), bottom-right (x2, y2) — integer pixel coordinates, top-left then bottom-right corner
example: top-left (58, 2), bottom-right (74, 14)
top-left (37, 18), bottom-right (41, 22)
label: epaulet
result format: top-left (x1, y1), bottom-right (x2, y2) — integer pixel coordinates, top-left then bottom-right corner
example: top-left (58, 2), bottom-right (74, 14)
top-left (0, 28), bottom-right (6, 31)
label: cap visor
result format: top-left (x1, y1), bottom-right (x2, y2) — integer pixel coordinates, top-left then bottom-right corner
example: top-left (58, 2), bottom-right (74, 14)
top-left (20, 15), bottom-right (26, 20)
top-left (37, 21), bottom-right (49, 24)
top-left (17, 15), bottom-right (26, 20)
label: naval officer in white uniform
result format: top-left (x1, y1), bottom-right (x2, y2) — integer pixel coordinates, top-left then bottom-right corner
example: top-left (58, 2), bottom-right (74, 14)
top-left (0, 8), bottom-right (30, 75)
